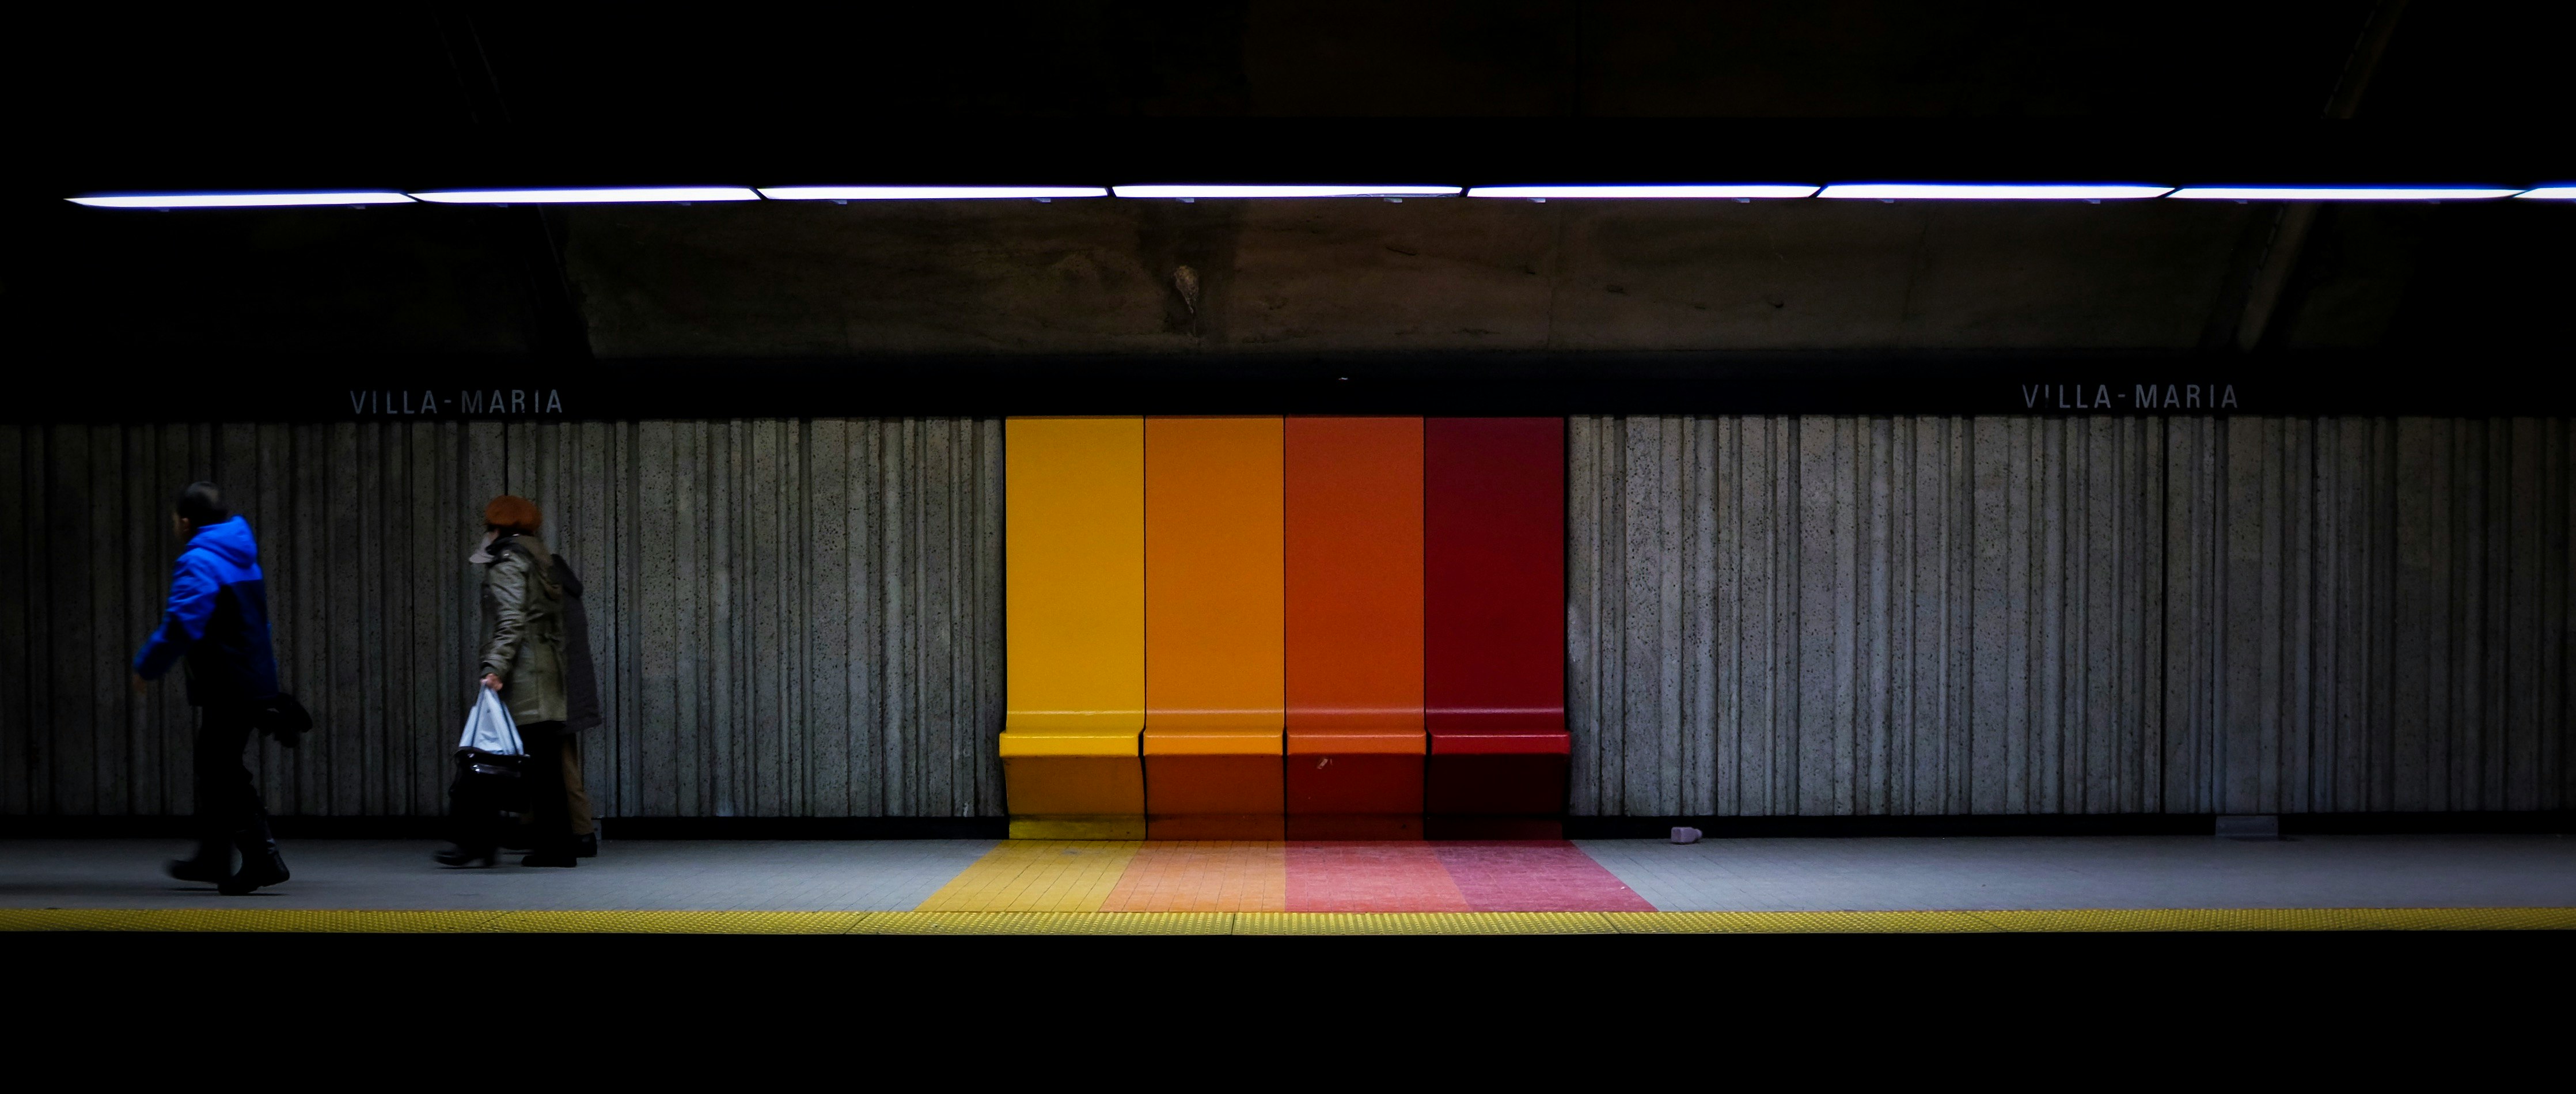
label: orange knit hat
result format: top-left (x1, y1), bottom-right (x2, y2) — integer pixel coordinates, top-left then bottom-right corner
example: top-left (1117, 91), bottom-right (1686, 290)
top-left (483, 495), bottom-right (542, 535)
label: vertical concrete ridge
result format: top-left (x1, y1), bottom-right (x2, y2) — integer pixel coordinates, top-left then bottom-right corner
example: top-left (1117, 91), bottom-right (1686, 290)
top-left (1568, 414), bottom-right (2574, 817)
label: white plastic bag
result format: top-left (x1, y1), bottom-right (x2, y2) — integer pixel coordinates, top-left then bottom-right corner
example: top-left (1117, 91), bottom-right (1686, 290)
top-left (457, 687), bottom-right (524, 756)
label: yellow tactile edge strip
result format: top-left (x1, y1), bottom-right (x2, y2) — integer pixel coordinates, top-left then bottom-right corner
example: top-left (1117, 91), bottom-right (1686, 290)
top-left (2, 907), bottom-right (2571, 934)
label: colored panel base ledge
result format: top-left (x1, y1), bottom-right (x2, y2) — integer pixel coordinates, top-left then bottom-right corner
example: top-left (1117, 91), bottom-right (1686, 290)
top-left (1425, 417), bottom-right (1569, 838)
top-left (999, 733), bottom-right (1146, 840)
top-left (7, 908), bottom-right (2572, 935)
top-left (1144, 730), bottom-right (1287, 839)
top-left (1286, 729), bottom-right (1425, 839)
top-left (1285, 417), bottom-right (1428, 841)
top-left (1003, 416), bottom-right (1148, 839)
top-left (1143, 416), bottom-right (1288, 840)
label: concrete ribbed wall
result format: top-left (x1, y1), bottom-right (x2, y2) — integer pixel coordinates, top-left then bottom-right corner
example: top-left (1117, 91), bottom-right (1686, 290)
top-left (1570, 415), bottom-right (2574, 816)
top-left (7, 414), bottom-right (2566, 820)
top-left (0, 420), bottom-right (1003, 820)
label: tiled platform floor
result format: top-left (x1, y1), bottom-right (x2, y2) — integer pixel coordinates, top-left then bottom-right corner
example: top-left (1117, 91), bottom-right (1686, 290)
top-left (1, 835), bottom-right (2569, 917)
top-left (1578, 835), bottom-right (2576, 911)
top-left (917, 841), bottom-right (1653, 912)
top-left (0, 838), bottom-right (996, 911)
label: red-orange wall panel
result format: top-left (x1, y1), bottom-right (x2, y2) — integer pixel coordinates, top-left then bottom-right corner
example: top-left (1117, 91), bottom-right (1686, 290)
top-left (1285, 416), bottom-right (1424, 730)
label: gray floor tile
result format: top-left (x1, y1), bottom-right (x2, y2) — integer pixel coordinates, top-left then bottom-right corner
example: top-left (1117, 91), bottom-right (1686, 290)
top-left (0, 839), bottom-right (996, 911)
top-left (1576, 835), bottom-right (2576, 911)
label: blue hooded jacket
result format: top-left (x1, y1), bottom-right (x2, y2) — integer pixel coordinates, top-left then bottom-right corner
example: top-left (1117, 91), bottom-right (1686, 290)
top-left (133, 516), bottom-right (280, 706)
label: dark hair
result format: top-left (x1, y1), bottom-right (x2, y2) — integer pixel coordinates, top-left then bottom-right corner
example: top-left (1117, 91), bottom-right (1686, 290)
top-left (174, 482), bottom-right (229, 524)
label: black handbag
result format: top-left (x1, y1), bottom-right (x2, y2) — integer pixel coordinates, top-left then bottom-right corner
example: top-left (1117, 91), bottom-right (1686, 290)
top-left (254, 691), bottom-right (314, 748)
top-left (453, 747), bottom-right (529, 813)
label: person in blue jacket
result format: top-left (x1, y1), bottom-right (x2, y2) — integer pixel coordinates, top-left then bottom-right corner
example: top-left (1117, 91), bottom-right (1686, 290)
top-left (131, 482), bottom-right (288, 894)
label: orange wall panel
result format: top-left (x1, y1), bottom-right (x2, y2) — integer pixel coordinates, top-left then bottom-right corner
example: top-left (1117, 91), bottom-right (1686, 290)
top-left (1285, 417), bottom-right (1424, 730)
top-left (1144, 416), bottom-right (1284, 730)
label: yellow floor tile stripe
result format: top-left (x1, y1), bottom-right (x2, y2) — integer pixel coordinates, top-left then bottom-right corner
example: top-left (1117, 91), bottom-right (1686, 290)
top-left (912, 840), bottom-right (1143, 912)
top-left (484, 910), bottom-right (870, 934)
top-left (2, 907), bottom-right (2571, 934)
top-left (1608, 910), bottom-right (2004, 934)
top-left (860, 911), bottom-right (1237, 935)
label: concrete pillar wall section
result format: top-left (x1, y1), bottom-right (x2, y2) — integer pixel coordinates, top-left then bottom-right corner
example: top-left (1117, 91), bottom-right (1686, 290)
top-left (0, 419), bottom-right (1004, 820)
top-left (1569, 415), bottom-right (2575, 817)
top-left (4, 415), bottom-right (2567, 819)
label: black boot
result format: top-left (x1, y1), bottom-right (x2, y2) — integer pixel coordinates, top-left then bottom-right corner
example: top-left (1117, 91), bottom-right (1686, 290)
top-left (434, 844), bottom-right (498, 867)
top-left (218, 819), bottom-right (289, 895)
top-left (165, 846), bottom-right (230, 884)
top-left (574, 833), bottom-right (598, 859)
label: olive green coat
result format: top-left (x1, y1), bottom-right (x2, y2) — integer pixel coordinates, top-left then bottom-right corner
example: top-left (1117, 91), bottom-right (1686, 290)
top-left (480, 534), bottom-right (570, 725)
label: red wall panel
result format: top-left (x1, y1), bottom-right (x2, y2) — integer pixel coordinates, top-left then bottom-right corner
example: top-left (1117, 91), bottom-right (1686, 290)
top-left (1424, 417), bottom-right (1565, 733)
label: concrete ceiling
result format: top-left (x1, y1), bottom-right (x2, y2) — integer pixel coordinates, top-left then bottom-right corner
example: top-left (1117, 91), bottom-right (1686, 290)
top-left (16, 2), bottom-right (2570, 364)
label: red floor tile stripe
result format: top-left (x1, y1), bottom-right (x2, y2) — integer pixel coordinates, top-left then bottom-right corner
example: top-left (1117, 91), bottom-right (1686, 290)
top-left (1431, 840), bottom-right (1657, 912)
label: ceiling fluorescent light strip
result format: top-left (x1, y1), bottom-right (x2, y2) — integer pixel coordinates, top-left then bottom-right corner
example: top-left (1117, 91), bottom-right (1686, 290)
top-left (69, 191), bottom-right (416, 209)
top-left (760, 186), bottom-right (1108, 200)
top-left (2168, 186), bottom-right (2522, 201)
top-left (1819, 183), bottom-right (2172, 200)
top-left (1111, 184), bottom-right (1461, 199)
top-left (408, 187), bottom-right (761, 204)
top-left (1466, 184), bottom-right (1818, 199)
top-left (75, 183), bottom-right (2568, 208)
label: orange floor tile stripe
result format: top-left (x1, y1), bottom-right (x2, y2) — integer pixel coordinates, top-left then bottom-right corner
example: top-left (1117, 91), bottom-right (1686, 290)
top-left (1099, 841), bottom-right (1290, 911)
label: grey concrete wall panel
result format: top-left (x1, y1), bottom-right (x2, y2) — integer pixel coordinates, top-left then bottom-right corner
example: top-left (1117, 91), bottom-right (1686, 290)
top-left (0, 420), bottom-right (1004, 820)
top-left (1569, 415), bottom-right (2573, 816)
top-left (6, 414), bottom-right (2569, 819)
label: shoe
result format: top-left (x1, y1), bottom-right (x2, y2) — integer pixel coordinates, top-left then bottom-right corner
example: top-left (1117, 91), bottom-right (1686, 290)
top-left (519, 853), bottom-right (578, 868)
top-left (165, 857), bottom-right (227, 884)
top-left (434, 845), bottom-right (498, 868)
top-left (218, 823), bottom-right (290, 895)
top-left (574, 833), bottom-right (598, 859)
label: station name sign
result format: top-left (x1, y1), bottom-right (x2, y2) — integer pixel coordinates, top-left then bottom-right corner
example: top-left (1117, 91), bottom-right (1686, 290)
top-left (26, 356), bottom-right (2553, 421)
top-left (2021, 383), bottom-right (2240, 412)
top-left (335, 383), bottom-right (2255, 418)
top-left (348, 389), bottom-right (567, 416)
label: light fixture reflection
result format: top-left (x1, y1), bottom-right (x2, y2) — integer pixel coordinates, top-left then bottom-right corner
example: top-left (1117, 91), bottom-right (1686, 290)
top-left (69, 192), bottom-right (416, 209)
top-left (759, 186), bottom-right (1108, 200)
top-left (1818, 183), bottom-right (2173, 200)
top-left (1111, 184), bottom-right (1461, 199)
top-left (2167, 186), bottom-right (2521, 201)
top-left (408, 187), bottom-right (762, 204)
top-left (1466, 184), bottom-right (1819, 199)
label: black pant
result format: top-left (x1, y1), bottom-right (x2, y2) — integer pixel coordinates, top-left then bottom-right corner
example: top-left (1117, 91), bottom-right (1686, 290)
top-left (451, 720), bottom-right (572, 855)
top-left (517, 721), bottom-right (575, 855)
top-left (191, 702), bottom-right (269, 863)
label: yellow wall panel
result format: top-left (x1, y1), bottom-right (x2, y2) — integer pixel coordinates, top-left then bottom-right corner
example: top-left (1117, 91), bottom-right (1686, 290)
top-left (1005, 417), bottom-right (1144, 733)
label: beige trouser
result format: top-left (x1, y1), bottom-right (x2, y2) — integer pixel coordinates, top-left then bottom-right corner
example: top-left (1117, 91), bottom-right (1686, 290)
top-left (564, 733), bottom-right (595, 836)
top-left (514, 733), bottom-right (596, 838)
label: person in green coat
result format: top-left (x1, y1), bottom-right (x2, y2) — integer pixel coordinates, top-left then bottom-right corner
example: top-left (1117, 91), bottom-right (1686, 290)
top-left (437, 494), bottom-right (578, 868)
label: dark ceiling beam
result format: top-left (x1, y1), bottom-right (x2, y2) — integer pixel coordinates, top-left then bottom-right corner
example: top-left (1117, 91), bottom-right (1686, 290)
top-left (2226, 0), bottom-right (2411, 352)
top-left (428, 13), bottom-right (592, 362)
